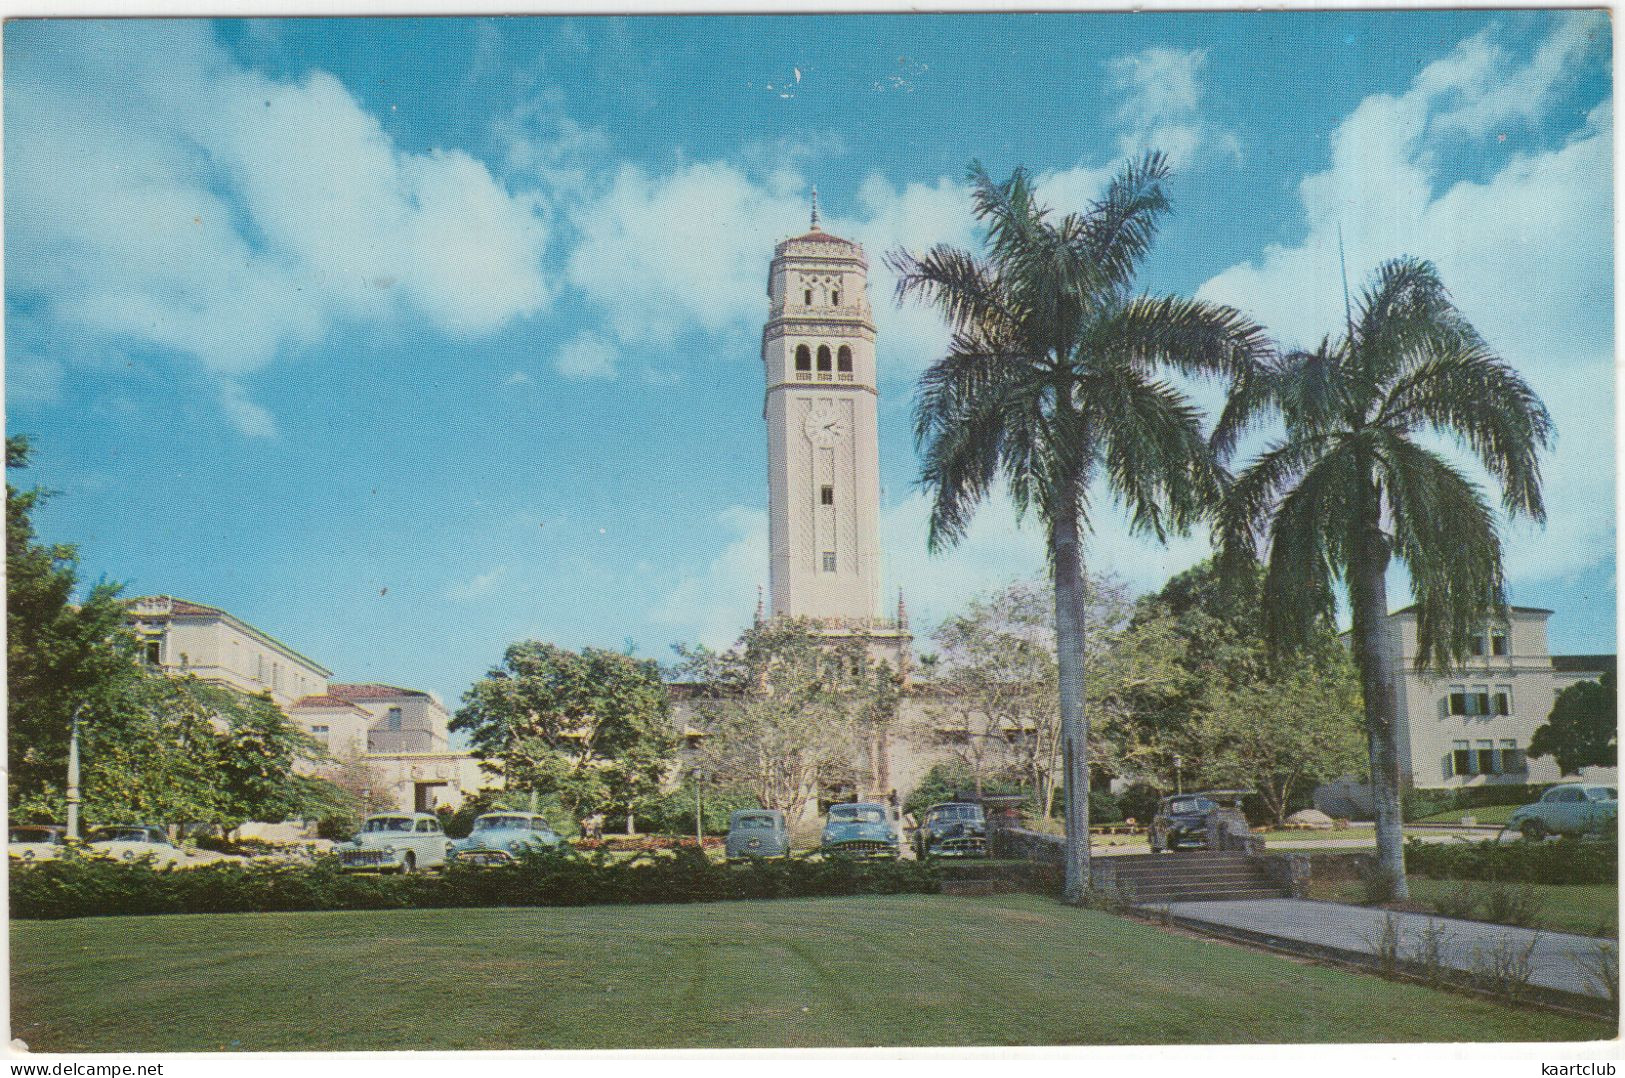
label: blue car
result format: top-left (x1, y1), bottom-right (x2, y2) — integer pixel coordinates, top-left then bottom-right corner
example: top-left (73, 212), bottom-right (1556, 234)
top-left (725, 809), bottom-right (790, 861)
top-left (452, 812), bottom-right (562, 866)
top-left (820, 802), bottom-right (899, 859)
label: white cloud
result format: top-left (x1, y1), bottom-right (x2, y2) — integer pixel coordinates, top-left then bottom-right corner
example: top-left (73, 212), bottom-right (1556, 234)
top-left (646, 506), bottom-right (768, 649)
top-left (217, 380), bottom-right (279, 440)
top-left (7, 22), bottom-right (552, 425)
top-left (448, 565), bottom-right (509, 601)
top-left (554, 331), bottom-right (621, 380)
top-left (1107, 47), bottom-right (1240, 170)
top-left (1196, 14), bottom-right (1612, 590)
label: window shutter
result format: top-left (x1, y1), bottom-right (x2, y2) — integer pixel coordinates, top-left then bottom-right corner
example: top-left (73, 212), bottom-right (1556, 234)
top-left (1454, 748), bottom-right (1473, 775)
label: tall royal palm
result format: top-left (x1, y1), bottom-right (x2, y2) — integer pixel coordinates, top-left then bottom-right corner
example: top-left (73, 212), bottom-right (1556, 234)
top-left (1223, 257), bottom-right (1552, 897)
top-left (889, 155), bottom-right (1271, 901)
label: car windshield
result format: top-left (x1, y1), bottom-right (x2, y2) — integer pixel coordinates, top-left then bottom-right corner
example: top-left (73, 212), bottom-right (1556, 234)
top-left (1168, 799), bottom-right (1212, 815)
top-left (90, 828), bottom-right (156, 843)
top-left (829, 806), bottom-right (886, 825)
top-left (1587, 788), bottom-right (1617, 802)
top-left (734, 814), bottom-right (777, 829)
top-left (929, 806), bottom-right (982, 823)
top-left (474, 816), bottom-right (530, 832)
top-left (363, 817), bottom-right (415, 833)
top-left (9, 828), bottom-right (56, 843)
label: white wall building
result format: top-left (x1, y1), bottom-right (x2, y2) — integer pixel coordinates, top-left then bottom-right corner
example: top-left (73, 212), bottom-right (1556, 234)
top-left (126, 595), bottom-right (484, 813)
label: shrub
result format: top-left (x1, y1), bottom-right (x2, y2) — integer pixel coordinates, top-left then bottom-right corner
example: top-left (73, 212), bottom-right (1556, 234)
top-left (1403, 836), bottom-right (1617, 885)
top-left (1433, 881), bottom-right (1480, 921)
top-left (10, 846), bottom-right (941, 920)
top-left (1358, 860), bottom-right (1401, 905)
top-left (1402, 784), bottom-right (1556, 822)
top-left (1481, 883), bottom-right (1546, 928)
top-left (1087, 789), bottom-right (1124, 824)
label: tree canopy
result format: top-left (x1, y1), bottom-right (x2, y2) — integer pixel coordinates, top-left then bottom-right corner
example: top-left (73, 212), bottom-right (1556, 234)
top-left (1528, 671), bottom-right (1616, 775)
top-left (454, 641), bottom-right (677, 825)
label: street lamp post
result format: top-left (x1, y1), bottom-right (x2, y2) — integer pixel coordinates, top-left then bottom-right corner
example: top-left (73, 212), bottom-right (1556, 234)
top-left (65, 705), bottom-right (86, 841)
top-left (691, 768), bottom-right (705, 845)
top-left (1172, 755), bottom-right (1183, 797)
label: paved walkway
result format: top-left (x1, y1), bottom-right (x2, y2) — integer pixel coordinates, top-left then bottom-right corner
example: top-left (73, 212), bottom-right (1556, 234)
top-left (1159, 897), bottom-right (1612, 999)
top-left (1093, 827), bottom-right (1505, 856)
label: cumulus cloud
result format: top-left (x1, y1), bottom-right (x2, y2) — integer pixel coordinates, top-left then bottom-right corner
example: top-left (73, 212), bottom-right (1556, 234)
top-left (646, 506), bottom-right (768, 649)
top-left (554, 331), bottom-right (620, 380)
top-left (1107, 47), bottom-right (1241, 170)
top-left (6, 21), bottom-right (552, 428)
top-left (448, 565), bottom-right (510, 601)
top-left (1196, 13), bottom-right (1612, 589)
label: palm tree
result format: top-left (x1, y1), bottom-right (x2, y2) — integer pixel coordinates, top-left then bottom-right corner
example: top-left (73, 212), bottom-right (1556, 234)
top-left (1221, 257), bottom-right (1552, 897)
top-left (888, 154), bottom-right (1271, 901)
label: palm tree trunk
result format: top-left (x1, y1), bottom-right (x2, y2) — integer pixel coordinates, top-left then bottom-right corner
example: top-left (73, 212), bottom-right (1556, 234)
top-left (1050, 507), bottom-right (1091, 902)
top-left (1348, 507), bottom-right (1409, 898)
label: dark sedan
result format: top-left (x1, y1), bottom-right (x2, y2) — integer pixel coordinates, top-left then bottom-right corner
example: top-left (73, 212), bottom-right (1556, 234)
top-left (911, 802), bottom-right (988, 859)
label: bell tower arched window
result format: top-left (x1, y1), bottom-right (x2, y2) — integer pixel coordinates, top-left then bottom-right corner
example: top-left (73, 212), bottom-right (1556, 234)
top-left (804, 288), bottom-right (813, 305)
top-left (816, 345), bottom-right (832, 372)
top-left (795, 344), bottom-right (811, 372)
top-left (837, 346), bottom-right (853, 373)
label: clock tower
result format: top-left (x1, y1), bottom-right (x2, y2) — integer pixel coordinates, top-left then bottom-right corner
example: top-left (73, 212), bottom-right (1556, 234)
top-left (762, 195), bottom-right (887, 625)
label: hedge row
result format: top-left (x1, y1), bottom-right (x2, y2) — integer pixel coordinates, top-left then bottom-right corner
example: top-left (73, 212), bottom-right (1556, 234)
top-left (10, 848), bottom-right (942, 920)
top-left (1401, 784), bottom-right (1554, 822)
top-left (1402, 836), bottom-right (1617, 885)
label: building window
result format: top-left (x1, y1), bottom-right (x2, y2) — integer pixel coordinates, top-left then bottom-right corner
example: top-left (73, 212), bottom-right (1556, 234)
top-left (1451, 740), bottom-right (1472, 776)
top-left (1493, 687), bottom-right (1512, 716)
top-left (1491, 631), bottom-right (1508, 656)
top-left (831, 290), bottom-right (840, 305)
top-left (1471, 636), bottom-right (1485, 657)
top-left (1475, 740), bottom-right (1496, 775)
top-left (821, 485), bottom-right (834, 506)
top-left (1447, 686), bottom-right (1493, 717)
top-left (837, 345), bottom-right (853, 373)
top-left (822, 551), bottom-right (836, 572)
top-left (311, 725), bottom-right (330, 747)
top-left (795, 344), bottom-right (811, 372)
top-left (804, 289), bottom-right (813, 305)
top-left (387, 706), bottom-right (403, 732)
top-left (1500, 740), bottom-right (1526, 774)
top-left (817, 345), bottom-right (832, 372)
top-left (256, 655), bottom-right (265, 682)
top-left (143, 638), bottom-right (162, 666)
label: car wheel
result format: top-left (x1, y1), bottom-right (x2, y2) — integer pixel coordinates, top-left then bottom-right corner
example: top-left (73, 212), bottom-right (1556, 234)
top-left (1520, 819), bottom-right (1547, 842)
top-left (401, 852), bottom-right (416, 874)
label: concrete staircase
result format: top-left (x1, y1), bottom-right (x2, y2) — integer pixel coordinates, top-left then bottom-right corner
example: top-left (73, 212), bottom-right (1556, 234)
top-left (1104, 852), bottom-right (1286, 904)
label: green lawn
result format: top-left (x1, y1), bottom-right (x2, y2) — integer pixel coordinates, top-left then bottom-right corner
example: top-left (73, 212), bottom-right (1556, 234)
top-left (12, 894), bottom-right (1610, 1051)
top-left (1412, 805), bottom-right (1519, 826)
top-left (1311, 878), bottom-right (1618, 938)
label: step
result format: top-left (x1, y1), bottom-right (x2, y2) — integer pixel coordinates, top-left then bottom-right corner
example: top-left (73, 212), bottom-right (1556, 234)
top-left (1133, 888), bottom-right (1286, 904)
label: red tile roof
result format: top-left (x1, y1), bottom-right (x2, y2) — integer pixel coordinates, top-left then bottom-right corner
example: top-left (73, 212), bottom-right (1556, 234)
top-left (328, 682), bottom-right (429, 700)
top-left (784, 229), bottom-right (857, 247)
top-left (292, 694), bottom-right (371, 714)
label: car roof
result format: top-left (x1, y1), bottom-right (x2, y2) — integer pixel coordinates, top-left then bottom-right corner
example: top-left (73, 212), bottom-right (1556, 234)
top-left (475, 811), bottom-right (541, 819)
top-left (731, 808), bottom-right (781, 818)
top-left (366, 812), bottom-right (439, 820)
top-left (11, 824), bottom-right (65, 832)
top-left (829, 801), bottom-right (886, 810)
top-left (926, 802), bottom-right (982, 811)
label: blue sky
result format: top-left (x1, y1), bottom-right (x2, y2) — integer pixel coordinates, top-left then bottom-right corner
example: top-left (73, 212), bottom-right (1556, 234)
top-left (6, 12), bottom-right (1614, 711)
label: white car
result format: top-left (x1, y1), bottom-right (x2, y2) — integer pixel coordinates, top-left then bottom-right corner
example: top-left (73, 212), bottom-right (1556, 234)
top-left (86, 825), bottom-right (187, 866)
top-left (8, 824), bottom-right (67, 862)
top-left (337, 812), bottom-right (454, 873)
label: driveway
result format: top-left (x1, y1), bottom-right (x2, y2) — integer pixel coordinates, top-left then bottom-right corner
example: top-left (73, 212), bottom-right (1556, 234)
top-left (1158, 897), bottom-right (1613, 999)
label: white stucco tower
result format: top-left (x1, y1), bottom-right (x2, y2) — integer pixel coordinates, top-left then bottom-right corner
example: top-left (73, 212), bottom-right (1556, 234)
top-left (762, 197), bottom-right (885, 624)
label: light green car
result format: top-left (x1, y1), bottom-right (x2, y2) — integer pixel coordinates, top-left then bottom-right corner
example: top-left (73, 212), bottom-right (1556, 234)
top-left (1506, 783), bottom-right (1617, 840)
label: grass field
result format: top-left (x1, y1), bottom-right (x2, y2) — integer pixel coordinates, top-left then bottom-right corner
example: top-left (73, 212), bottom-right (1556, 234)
top-left (1412, 805), bottom-right (1519, 826)
top-left (12, 894), bottom-right (1611, 1051)
top-left (1309, 878), bottom-right (1618, 938)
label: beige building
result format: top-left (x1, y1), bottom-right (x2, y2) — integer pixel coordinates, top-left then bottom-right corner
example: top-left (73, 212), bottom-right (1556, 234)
top-left (126, 595), bottom-right (484, 813)
top-left (1318, 606), bottom-right (1615, 814)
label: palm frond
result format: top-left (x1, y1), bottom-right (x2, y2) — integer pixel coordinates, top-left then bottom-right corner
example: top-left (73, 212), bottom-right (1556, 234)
top-left (1374, 339), bottom-right (1553, 520)
top-left (1376, 434), bottom-right (1506, 672)
top-left (885, 244), bottom-right (1014, 337)
top-left (1351, 257), bottom-right (1479, 396)
top-left (1082, 150), bottom-right (1172, 294)
top-left (1260, 449), bottom-right (1362, 653)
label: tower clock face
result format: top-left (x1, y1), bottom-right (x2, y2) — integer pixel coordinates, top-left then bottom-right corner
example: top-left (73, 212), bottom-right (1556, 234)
top-left (803, 402), bottom-right (849, 447)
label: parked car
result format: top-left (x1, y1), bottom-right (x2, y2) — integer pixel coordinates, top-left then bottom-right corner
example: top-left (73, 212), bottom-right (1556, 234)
top-left (911, 802), bottom-right (988, 859)
top-left (820, 802), bottom-right (899, 859)
top-left (1507, 783), bottom-right (1617, 840)
top-left (725, 809), bottom-right (790, 861)
top-left (8, 824), bottom-right (67, 862)
top-left (337, 812), bottom-right (454, 873)
top-left (1149, 790), bottom-right (1252, 852)
top-left (85, 825), bottom-right (187, 866)
top-left (452, 812), bottom-right (562, 866)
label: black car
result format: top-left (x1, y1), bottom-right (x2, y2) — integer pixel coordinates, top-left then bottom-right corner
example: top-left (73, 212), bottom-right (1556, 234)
top-left (1149, 790), bottom-right (1253, 852)
top-left (911, 802), bottom-right (988, 859)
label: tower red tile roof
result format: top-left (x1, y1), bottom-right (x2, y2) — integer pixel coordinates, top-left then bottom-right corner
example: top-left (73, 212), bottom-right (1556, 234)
top-left (292, 694), bottom-right (372, 714)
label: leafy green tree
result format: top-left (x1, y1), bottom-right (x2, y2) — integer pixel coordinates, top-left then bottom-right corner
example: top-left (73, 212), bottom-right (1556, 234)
top-left (890, 156), bottom-right (1270, 900)
top-left (454, 642), bottom-right (677, 828)
top-left (673, 618), bottom-right (901, 822)
top-left (1529, 671), bottom-right (1616, 775)
top-left (6, 436), bottom-right (140, 811)
top-left (1222, 258), bottom-right (1552, 896)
